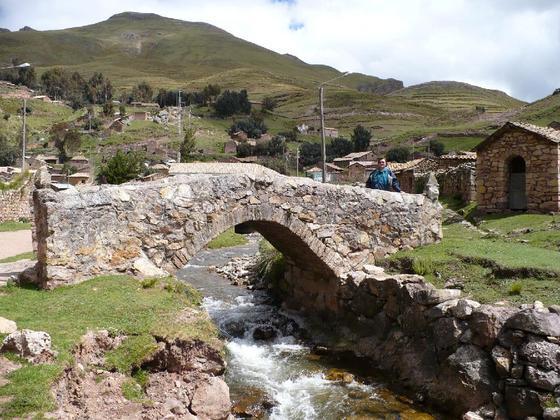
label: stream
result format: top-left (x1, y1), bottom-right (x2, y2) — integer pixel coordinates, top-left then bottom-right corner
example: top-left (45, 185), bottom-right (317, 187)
top-left (177, 237), bottom-right (437, 419)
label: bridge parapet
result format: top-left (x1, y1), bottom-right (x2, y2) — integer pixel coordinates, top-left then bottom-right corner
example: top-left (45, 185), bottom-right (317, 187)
top-left (33, 166), bottom-right (442, 289)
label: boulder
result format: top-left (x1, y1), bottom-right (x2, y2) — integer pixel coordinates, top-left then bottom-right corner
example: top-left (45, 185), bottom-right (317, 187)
top-left (504, 386), bottom-right (543, 419)
top-left (0, 317), bottom-right (17, 334)
top-left (252, 326), bottom-right (277, 341)
top-left (517, 336), bottom-right (560, 371)
top-left (1, 329), bottom-right (56, 363)
top-left (190, 376), bottom-right (231, 419)
top-left (469, 305), bottom-right (517, 349)
top-left (463, 412), bottom-right (484, 420)
top-left (451, 299), bottom-right (481, 319)
top-left (438, 345), bottom-right (497, 411)
top-left (491, 346), bottom-right (511, 378)
top-left (505, 310), bottom-right (560, 337)
top-left (525, 366), bottom-right (560, 391)
top-left (544, 408), bottom-right (560, 420)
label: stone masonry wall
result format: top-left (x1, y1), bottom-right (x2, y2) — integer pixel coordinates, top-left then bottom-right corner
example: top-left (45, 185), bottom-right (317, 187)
top-left (278, 263), bottom-right (560, 418)
top-left (33, 171), bottom-right (442, 289)
top-left (477, 130), bottom-right (560, 213)
top-left (0, 177), bottom-right (33, 223)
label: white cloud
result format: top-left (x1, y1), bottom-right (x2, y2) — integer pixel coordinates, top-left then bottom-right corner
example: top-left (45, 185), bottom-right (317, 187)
top-left (0, 0), bottom-right (559, 101)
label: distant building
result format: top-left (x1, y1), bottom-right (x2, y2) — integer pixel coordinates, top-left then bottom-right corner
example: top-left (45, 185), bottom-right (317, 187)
top-left (67, 172), bottom-right (90, 186)
top-left (475, 121), bottom-right (560, 213)
top-left (305, 162), bottom-right (345, 183)
top-left (324, 127), bottom-right (338, 138)
top-left (132, 111), bottom-right (150, 121)
top-left (333, 151), bottom-right (375, 168)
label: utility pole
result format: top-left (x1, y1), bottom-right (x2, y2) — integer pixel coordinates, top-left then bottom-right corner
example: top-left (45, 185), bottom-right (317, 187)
top-left (296, 147), bottom-right (300, 177)
top-left (21, 98), bottom-right (26, 172)
top-left (319, 85), bottom-right (326, 183)
top-left (178, 90), bottom-right (182, 140)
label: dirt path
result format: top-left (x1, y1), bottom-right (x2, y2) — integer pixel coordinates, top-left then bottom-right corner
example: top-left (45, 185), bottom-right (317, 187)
top-left (0, 230), bottom-right (32, 260)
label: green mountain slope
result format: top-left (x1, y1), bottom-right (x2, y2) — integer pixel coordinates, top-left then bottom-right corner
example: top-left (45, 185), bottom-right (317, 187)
top-left (515, 93), bottom-right (560, 126)
top-left (0, 12), bottom-right (399, 94)
top-left (389, 81), bottom-right (525, 113)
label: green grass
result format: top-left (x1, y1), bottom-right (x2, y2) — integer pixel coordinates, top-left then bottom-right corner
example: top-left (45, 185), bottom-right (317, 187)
top-left (0, 275), bottom-right (217, 418)
top-left (0, 252), bottom-right (35, 264)
top-left (388, 218), bottom-right (560, 305)
top-left (0, 221), bottom-right (31, 232)
top-left (437, 136), bottom-right (486, 152)
top-left (104, 334), bottom-right (158, 373)
top-left (206, 227), bottom-right (249, 249)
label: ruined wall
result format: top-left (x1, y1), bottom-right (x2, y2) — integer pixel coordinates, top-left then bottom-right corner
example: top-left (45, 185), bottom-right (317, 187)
top-left (33, 172), bottom-right (442, 289)
top-left (477, 130), bottom-right (560, 213)
top-left (0, 177), bottom-right (33, 223)
top-left (278, 263), bottom-right (560, 418)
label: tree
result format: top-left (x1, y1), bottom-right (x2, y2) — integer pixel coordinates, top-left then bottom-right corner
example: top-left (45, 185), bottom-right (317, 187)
top-left (328, 137), bottom-right (353, 160)
top-left (0, 134), bottom-right (18, 166)
top-left (131, 81), bottom-right (153, 103)
top-left (102, 102), bottom-right (114, 117)
top-left (0, 58), bottom-right (36, 88)
top-left (85, 72), bottom-right (113, 104)
top-left (428, 139), bottom-right (445, 157)
top-left (97, 150), bottom-right (144, 184)
top-left (202, 84), bottom-right (221, 104)
top-left (119, 105), bottom-right (126, 117)
top-left (299, 142), bottom-right (321, 166)
top-left (278, 128), bottom-right (298, 142)
top-left (229, 117), bottom-right (268, 139)
top-left (50, 123), bottom-right (81, 163)
top-left (351, 125), bottom-right (372, 152)
top-left (386, 146), bottom-right (411, 163)
top-left (213, 90), bottom-right (251, 118)
top-left (180, 128), bottom-right (196, 162)
top-left (40, 67), bottom-right (70, 99)
top-left (262, 96), bottom-right (278, 112)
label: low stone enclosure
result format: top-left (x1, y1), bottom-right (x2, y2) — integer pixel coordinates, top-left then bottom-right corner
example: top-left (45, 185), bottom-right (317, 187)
top-left (0, 174), bottom-right (33, 223)
top-left (31, 164), bottom-right (560, 418)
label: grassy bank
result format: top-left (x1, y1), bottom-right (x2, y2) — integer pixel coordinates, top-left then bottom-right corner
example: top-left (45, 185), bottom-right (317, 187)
top-left (0, 275), bottom-right (218, 418)
top-left (206, 227), bottom-right (249, 249)
top-left (387, 212), bottom-right (560, 305)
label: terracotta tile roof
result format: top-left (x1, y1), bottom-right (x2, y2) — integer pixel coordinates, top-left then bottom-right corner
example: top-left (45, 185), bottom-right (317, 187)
top-left (387, 158), bottom-right (425, 172)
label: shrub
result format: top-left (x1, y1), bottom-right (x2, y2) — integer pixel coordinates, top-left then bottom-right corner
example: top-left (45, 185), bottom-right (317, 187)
top-left (255, 240), bottom-right (285, 284)
top-left (386, 146), bottom-right (411, 163)
top-left (509, 281), bottom-right (523, 296)
top-left (140, 278), bottom-right (158, 289)
top-left (412, 257), bottom-right (433, 276)
top-left (97, 150), bottom-right (144, 184)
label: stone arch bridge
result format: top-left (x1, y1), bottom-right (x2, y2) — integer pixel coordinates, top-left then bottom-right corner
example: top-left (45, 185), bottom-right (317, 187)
top-left (33, 163), bottom-right (442, 307)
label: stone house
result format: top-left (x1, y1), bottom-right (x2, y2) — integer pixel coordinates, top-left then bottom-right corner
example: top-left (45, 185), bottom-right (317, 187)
top-left (347, 161), bottom-right (376, 182)
top-left (475, 121), bottom-right (560, 213)
top-left (67, 172), bottom-right (90, 186)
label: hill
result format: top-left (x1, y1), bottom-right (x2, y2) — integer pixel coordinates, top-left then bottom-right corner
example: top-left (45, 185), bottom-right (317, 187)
top-left (388, 81), bottom-right (525, 113)
top-left (0, 12), bottom-right (399, 95)
top-left (514, 92), bottom-right (560, 126)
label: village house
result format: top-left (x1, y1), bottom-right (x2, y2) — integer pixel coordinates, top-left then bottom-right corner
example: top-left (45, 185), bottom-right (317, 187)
top-left (347, 161), bottom-right (376, 182)
top-left (67, 172), bottom-right (90, 186)
top-left (305, 162), bottom-right (345, 183)
top-left (132, 111), bottom-right (150, 121)
top-left (333, 151), bottom-right (375, 168)
top-left (475, 121), bottom-right (560, 213)
top-left (324, 127), bottom-right (338, 138)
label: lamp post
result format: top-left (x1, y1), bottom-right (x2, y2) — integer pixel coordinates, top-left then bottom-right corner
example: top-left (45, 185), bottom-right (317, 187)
top-left (1, 62), bottom-right (31, 172)
top-left (319, 71), bottom-right (351, 183)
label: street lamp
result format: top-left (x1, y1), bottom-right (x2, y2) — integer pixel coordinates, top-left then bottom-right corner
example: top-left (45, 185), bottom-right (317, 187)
top-left (1, 62), bottom-right (32, 172)
top-left (319, 71), bottom-right (351, 183)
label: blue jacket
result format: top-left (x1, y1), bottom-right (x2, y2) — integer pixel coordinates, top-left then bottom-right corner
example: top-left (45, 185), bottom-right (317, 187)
top-left (366, 167), bottom-right (401, 192)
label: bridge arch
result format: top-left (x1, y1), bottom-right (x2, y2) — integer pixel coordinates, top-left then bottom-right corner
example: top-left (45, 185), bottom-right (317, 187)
top-left (34, 169), bottom-right (441, 289)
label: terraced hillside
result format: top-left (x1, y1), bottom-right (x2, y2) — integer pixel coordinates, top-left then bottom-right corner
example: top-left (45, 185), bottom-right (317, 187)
top-left (389, 81), bottom-right (525, 113)
top-left (514, 93), bottom-right (560, 126)
top-left (0, 12), bottom-right (399, 95)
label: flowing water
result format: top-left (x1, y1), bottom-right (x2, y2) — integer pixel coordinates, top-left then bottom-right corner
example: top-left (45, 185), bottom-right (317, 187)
top-left (177, 239), bottom-right (436, 420)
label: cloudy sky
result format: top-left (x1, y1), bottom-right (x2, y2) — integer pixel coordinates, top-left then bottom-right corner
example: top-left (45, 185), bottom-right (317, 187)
top-left (1, 0), bottom-right (559, 101)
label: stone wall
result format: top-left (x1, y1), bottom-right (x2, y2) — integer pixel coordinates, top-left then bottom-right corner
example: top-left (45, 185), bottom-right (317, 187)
top-left (0, 177), bottom-right (33, 223)
top-left (477, 129), bottom-right (560, 213)
top-left (33, 170), bottom-right (442, 289)
top-left (398, 163), bottom-right (476, 202)
top-left (278, 263), bottom-right (560, 418)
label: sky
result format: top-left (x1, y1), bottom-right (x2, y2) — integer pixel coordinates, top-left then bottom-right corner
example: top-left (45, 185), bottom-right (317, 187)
top-left (0, 0), bottom-right (559, 101)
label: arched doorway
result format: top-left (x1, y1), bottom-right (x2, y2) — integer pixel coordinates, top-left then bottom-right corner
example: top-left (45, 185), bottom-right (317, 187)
top-left (508, 156), bottom-right (527, 210)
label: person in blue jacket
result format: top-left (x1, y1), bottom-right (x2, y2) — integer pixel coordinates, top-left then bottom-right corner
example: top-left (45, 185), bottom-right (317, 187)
top-left (366, 158), bottom-right (401, 192)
